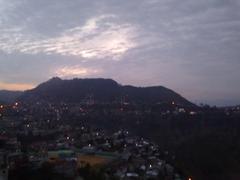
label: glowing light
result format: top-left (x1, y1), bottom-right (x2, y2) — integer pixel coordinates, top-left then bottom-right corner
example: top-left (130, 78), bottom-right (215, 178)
top-left (55, 66), bottom-right (100, 78)
top-left (190, 111), bottom-right (196, 115)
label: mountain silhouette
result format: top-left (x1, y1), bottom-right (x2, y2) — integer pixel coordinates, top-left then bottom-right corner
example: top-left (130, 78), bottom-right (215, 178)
top-left (19, 77), bottom-right (194, 106)
top-left (0, 90), bottom-right (23, 103)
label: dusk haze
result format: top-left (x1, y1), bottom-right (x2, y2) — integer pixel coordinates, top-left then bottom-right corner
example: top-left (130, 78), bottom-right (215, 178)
top-left (0, 1), bottom-right (240, 180)
top-left (0, 0), bottom-right (240, 106)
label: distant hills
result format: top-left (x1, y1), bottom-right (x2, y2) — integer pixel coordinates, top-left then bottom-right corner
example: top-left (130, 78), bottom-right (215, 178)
top-left (17, 77), bottom-right (194, 106)
top-left (0, 90), bottom-right (23, 103)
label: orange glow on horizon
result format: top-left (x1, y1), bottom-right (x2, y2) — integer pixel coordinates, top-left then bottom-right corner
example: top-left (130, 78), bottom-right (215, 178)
top-left (0, 82), bottom-right (35, 91)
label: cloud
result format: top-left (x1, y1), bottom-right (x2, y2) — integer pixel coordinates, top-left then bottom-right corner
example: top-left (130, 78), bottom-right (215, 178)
top-left (55, 66), bottom-right (101, 78)
top-left (0, 14), bottom-right (137, 59)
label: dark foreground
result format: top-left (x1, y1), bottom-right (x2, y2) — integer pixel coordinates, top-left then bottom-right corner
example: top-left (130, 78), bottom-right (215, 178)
top-left (1, 102), bottom-right (240, 180)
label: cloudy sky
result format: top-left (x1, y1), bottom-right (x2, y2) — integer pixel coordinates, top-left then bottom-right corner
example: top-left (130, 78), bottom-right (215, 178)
top-left (0, 0), bottom-right (240, 106)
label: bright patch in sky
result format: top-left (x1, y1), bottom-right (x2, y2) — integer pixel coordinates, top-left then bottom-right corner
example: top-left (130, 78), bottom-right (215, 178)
top-left (0, 14), bottom-right (137, 59)
top-left (55, 66), bottom-right (101, 78)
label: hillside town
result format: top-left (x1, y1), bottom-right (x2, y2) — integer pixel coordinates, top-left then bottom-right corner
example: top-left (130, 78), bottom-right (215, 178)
top-left (1, 99), bottom-right (240, 180)
top-left (0, 100), bottom-right (195, 180)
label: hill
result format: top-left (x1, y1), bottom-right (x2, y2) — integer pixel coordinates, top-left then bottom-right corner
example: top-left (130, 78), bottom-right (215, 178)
top-left (19, 77), bottom-right (194, 106)
top-left (0, 90), bottom-right (23, 103)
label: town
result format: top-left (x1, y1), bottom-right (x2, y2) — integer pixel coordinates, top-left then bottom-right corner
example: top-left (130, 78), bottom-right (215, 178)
top-left (1, 99), bottom-right (240, 180)
top-left (0, 100), bottom-right (195, 180)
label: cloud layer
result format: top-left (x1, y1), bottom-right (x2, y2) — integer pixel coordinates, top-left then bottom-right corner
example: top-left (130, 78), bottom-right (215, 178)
top-left (0, 14), bottom-right (137, 59)
top-left (0, 0), bottom-right (240, 105)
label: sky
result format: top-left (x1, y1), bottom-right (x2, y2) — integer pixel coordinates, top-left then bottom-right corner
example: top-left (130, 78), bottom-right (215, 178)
top-left (0, 0), bottom-right (240, 106)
